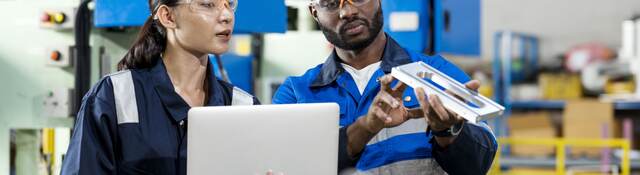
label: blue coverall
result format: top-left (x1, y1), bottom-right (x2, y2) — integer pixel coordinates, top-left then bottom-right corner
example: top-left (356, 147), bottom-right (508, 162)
top-left (61, 59), bottom-right (258, 175)
top-left (273, 35), bottom-right (497, 174)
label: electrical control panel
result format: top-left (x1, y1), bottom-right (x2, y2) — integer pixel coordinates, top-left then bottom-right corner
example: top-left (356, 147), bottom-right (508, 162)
top-left (42, 88), bottom-right (73, 118)
top-left (40, 8), bottom-right (76, 30)
top-left (45, 46), bottom-right (73, 68)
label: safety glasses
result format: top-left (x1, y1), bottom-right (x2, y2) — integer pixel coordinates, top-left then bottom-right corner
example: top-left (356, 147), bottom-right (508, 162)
top-left (176, 0), bottom-right (238, 13)
top-left (312, 0), bottom-right (371, 14)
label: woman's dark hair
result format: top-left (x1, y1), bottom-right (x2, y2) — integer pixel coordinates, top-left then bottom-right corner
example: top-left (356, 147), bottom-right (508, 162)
top-left (117, 0), bottom-right (180, 70)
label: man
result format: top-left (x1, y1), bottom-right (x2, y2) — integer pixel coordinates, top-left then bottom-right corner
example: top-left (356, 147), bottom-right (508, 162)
top-left (273, 0), bottom-right (497, 174)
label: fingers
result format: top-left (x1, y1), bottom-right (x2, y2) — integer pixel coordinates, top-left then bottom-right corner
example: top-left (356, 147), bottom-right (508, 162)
top-left (382, 74), bottom-right (407, 95)
top-left (429, 94), bottom-right (450, 122)
top-left (430, 94), bottom-right (464, 125)
top-left (379, 75), bottom-right (395, 92)
top-left (381, 74), bottom-right (407, 99)
top-left (414, 88), bottom-right (431, 118)
top-left (373, 107), bottom-right (392, 123)
top-left (391, 80), bottom-right (407, 95)
top-left (465, 80), bottom-right (481, 91)
top-left (375, 91), bottom-right (400, 109)
top-left (407, 107), bottom-right (425, 119)
top-left (416, 87), bottom-right (465, 130)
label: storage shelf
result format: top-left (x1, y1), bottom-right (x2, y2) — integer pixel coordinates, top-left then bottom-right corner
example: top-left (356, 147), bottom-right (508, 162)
top-left (510, 100), bottom-right (640, 110)
top-left (501, 156), bottom-right (640, 169)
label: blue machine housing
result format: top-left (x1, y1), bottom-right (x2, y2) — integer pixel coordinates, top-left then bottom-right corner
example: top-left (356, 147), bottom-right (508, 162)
top-left (94, 0), bottom-right (150, 27)
top-left (95, 0), bottom-right (284, 95)
top-left (382, 0), bottom-right (481, 56)
top-left (209, 54), bottom-right (254, 94)
top-left (381, 0), bottom-right (429, 53)
top-left (435, 0), bottom-right (481, 56)
top-left (233, 0), bottom-right (286, 33)
top-left (94, 0), bottom-right (286, 34)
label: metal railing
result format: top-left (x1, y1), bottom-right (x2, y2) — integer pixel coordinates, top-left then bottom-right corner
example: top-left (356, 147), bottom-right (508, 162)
top-left (489, 138), bottom-right (631, 175)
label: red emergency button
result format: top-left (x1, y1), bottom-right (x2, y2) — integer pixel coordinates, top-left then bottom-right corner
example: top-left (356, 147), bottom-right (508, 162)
top-left (50, 51), bottom-right (61, 62)
top-left (41, 13), bottom-right (52, 23)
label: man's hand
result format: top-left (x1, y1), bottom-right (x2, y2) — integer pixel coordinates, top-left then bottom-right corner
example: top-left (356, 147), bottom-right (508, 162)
top-left (414, 80), bottom-right (481, 147)
top-left (346, 75), bottom-right (417, 156)
top-left (362, 75), bottom-right (412, 134)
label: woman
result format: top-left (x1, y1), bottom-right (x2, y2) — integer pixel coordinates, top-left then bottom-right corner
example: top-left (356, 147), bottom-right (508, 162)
top-left (61, 0), bottom-right (258, 174)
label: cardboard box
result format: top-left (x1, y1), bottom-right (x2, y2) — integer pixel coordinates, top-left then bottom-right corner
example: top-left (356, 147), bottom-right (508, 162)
top-left (508, 111), bottom-right (556, 157)
top-left (562, 100), bottom-right (617, 158)
top-left (539, 73), bottom-right (582, 100)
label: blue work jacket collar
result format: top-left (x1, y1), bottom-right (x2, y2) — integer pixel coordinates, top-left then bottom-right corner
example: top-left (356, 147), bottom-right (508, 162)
top-left (310, 34), bottom-right (413, 88)
top-left (150, 58), bottom-right (225, 123)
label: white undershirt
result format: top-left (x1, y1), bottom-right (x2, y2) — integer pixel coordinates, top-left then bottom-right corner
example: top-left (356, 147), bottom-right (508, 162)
top-left (341, 61), bottom-right (382, 95)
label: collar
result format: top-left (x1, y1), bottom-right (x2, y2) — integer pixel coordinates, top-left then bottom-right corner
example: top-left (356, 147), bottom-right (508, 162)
top-left (151, 58), bottom-right (222, 123)
top-left (310, 34), bottom-right (413, 88)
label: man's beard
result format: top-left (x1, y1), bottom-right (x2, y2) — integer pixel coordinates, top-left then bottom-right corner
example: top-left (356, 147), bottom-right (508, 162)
top-left (318, 7), bottom-right (384, 51)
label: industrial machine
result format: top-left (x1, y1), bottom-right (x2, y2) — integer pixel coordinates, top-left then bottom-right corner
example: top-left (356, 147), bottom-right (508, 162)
top-left (382, 0), bottom-right (481, 56)
top-left (258, 0), bottom-right (485, 103)
top-left (4, 0), bottom-right (288, 174)
top-left (210, 54), bottom-right (255, 94)
top-left (2, 0), bottom-right (487, 174)
top-left (95, 0), bottom-right (286, 33)
top-left (581, 16), bottom-right (640, 100)
top-left (93, 0), bottom-right (287, 96)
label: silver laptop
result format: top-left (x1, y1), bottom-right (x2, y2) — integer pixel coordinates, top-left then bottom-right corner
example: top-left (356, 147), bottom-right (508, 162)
top-left (187, 103), bottom-right (339, 175)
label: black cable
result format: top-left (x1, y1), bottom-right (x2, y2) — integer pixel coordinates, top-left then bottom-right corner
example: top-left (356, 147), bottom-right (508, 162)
top-left (425, 0), bottom-right (436, 56)
top-left (214, 54), bottom-right (231, 83)
top-left (73, 0), bottom-right (93, 115)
